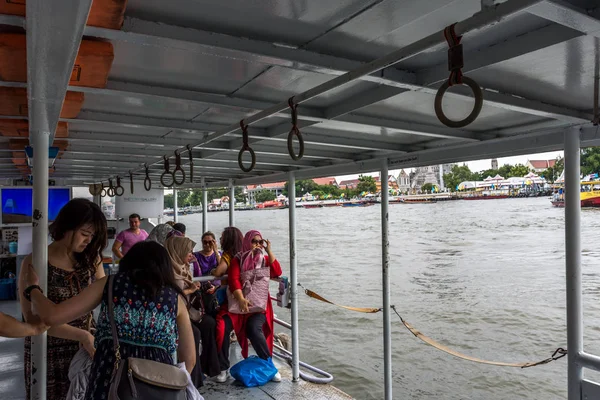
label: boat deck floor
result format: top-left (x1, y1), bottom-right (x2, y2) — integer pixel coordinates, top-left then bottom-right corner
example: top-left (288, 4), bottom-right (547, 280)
top-left (0, 300), bottom-right (353, 400)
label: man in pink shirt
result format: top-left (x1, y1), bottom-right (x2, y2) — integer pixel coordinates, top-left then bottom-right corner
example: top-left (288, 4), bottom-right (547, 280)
top-left (112, 213), bottom-right (149, 259)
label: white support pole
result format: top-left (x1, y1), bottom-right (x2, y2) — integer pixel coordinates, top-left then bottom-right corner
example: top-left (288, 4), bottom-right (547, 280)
top-left (26, 0), bottom-right (94, 395)
top-left (173, 188), bottom-right (179, 223)
top-left (288, 171), bottom-right (300, 381)
top-left (229, 179), bottom-right (235, 227)
top-left (381, 160), bottom-right (392, 400)
top-left (30, 130), bottom-right (49, 400)
top-left (565, 126), bottom-right (582, 400)
top-left (201, 177), bottom-right (208, 233)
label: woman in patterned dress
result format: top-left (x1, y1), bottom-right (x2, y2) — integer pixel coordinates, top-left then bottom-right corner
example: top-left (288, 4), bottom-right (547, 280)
top-left (24, 240), bottom-right (196, 400)
top-left (19, 198), bottom-right (107, 400)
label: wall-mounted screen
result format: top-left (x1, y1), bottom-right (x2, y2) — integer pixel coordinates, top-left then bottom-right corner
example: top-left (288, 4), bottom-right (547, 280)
top-left (1, 188), bottom-right (71, 225)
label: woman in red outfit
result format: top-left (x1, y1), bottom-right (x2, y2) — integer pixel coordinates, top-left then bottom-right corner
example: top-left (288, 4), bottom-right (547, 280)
top-left (216, 230), bottom-right (282, 382)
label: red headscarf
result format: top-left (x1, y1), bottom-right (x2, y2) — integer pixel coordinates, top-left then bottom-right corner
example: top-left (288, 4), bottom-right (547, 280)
top-left (239, 230), bottom-right (264, 272)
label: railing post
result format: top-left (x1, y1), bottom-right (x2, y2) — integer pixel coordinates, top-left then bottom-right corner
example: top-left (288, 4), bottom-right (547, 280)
top-left (229, 179), bottom-right (235, 227)
top-left (565, 126), bottom-right (582, 400)
top-left (288, 171), bottom-right (300, 381)
top-left (381, 160), bottom-right (392, 400)
top-left (201, 177), bottom-right (208, 233)
top-left (173, 188), bottom-right (179, 223)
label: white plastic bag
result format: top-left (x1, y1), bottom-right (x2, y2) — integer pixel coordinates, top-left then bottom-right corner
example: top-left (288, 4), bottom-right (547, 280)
top-left (176, 362), bottom-right (204, 400)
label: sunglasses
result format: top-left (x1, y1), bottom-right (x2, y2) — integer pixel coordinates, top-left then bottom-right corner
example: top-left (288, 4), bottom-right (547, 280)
top-left (202, 240), bottom-right (213, 245)
top-left (251, 239), bottom-right (266, 246)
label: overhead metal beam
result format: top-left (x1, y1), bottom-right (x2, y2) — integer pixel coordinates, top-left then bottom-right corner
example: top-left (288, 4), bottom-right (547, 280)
top-left (0, 2), bottom-right (590, 125)
top-left (527, 1), bottom-right (600, 37)
top-left (417, 23), bottom-right (585, 86)
top-left (66, 131), bottom-right (358, 161)
top-left (323, 86), bottom-right (409, 119)
top-left (208, 123), bottom-right (597, 188)
top-left (54, 157), bottom-right (290, 173)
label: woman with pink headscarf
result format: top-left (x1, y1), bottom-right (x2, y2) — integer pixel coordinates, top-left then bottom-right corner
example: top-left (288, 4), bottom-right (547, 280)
top-left (216, 230), bottom-right (282, 383)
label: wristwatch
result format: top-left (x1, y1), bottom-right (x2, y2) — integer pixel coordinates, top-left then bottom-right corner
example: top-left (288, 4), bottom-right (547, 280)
top-left (23, 285), bottom-right (42, 302)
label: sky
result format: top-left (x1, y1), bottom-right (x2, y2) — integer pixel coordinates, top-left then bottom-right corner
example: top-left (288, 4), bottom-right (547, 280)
top-left (335, 150), bottom-right (564, 182)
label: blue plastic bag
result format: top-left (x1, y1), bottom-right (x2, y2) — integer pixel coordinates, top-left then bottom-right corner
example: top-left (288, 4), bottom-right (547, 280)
top-left (230, 356), bottom-right (277, 387)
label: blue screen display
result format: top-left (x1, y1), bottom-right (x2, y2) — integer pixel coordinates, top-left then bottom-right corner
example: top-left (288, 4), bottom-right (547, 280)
top-left (1, 188), bottom-right (71, 224)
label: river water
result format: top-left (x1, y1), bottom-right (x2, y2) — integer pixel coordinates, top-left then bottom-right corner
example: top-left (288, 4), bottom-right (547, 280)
top-left (178, 197), bottom-right (600, 399)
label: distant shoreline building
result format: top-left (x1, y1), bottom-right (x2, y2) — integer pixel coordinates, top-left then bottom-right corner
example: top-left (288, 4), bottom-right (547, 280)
top-left (411, 164), bottom-right (454, 190)
top-left (526, 159), bottom-right (556, 173)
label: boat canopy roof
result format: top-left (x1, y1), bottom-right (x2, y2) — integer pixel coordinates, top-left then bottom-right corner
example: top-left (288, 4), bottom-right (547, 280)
top-left (1, 0), bottom-right (600, 188)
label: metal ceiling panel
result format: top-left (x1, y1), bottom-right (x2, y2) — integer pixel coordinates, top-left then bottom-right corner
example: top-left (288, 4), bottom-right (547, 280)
top-left (397, 13), bottom-right (562, 70)
top-left (305, 0), bottom-right (484, 61)
top-left (66, 120), bottom-right (170, 137)
top-left (469, 35), bottom-right (599, 111)
top-left (359, 91), bottom-right (544, 130)
top-left (233, 66), bottom-right (376, 108)
top-left (125, 0), bottom-right (380, 46)
top-left (108, 40), bottom-right (268, 93)
top-left (81, 92), bottom-right (210, 120)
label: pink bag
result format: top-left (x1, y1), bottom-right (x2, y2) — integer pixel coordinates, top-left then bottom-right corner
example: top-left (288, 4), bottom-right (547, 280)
top-left (227, 255), bottom-right (271, 314)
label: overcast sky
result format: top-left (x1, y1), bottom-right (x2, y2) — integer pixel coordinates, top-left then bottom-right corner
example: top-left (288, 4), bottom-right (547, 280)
top-left (335, 150), bottom-right (564, 181)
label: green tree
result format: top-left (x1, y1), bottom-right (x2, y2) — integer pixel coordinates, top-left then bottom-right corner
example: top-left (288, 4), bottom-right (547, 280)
top-left (177, 190), bottom-right (191, 207)
top-left (421, 183), bottom-right (435, 193)
top-left (443, 164), bottom-right (475, 190)
top-left (540, 157), bottom-right (564, 183)
top-left (357, 175), bottom-right (377, 193)
top-left (234, 188), bottom-right (247, 204)
top-left (164, 193), bottom-right (174, 208)
top-left (255, 189), bottom-right (276, 203)
top-left (284, 179), bottom-right (318, 196)
top-left (581, 147), bottom-right (600, 176)
top-left (496, 164), bottom-right (512, 178)
top-left (509, 163), bottom-right (531, 177)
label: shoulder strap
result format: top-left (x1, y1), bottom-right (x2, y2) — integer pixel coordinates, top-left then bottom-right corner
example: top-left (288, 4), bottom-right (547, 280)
top-left (108, 275), bottom-right (120, 355)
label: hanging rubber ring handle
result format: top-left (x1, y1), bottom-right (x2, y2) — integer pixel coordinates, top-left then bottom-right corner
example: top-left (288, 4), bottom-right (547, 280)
top-left (144, 165), bottom-right (152, 192)
top-left (187, 145), bottom-right (194, 184)
top-left (115, 176), bottom-right (125, 196)
top-left (129, 171), bottom-right (134, 194)
top-left (434, 76), bottom-right (483, 128)
top-left (160, 156), bottom-right (175, 187)
top-left (173, 151), bottom-right (186, 186)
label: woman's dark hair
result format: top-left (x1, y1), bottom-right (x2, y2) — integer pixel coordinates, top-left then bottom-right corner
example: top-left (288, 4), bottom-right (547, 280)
top-left (119, 241), bottom-right (185, 298)
top-left (221, 227), bottom-right (243, 257)
top-left (202, 231), bottom-right (215, 241)
top-left (49, 198), bottom-right (107, 275)
top-left (173, 223), bottom-right (186, 234)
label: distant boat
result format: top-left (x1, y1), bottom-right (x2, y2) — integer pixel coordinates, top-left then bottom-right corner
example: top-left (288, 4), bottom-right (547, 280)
top-left (303, 203), bottom-right (323, 209)
top-left (551, 181), bottom-right (600, 208)
top-left (463, 195), bottom-right (509, 200)
top-left (341, 202), bottom-right (372, 207)
top-left (400, 198), bottom-right (436, 204)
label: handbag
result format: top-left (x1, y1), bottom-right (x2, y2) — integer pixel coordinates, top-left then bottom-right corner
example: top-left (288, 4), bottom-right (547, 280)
top-left (107, 275), bottom-right (188, 400)
top-left (227, 254), bottom-right (271, 314)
